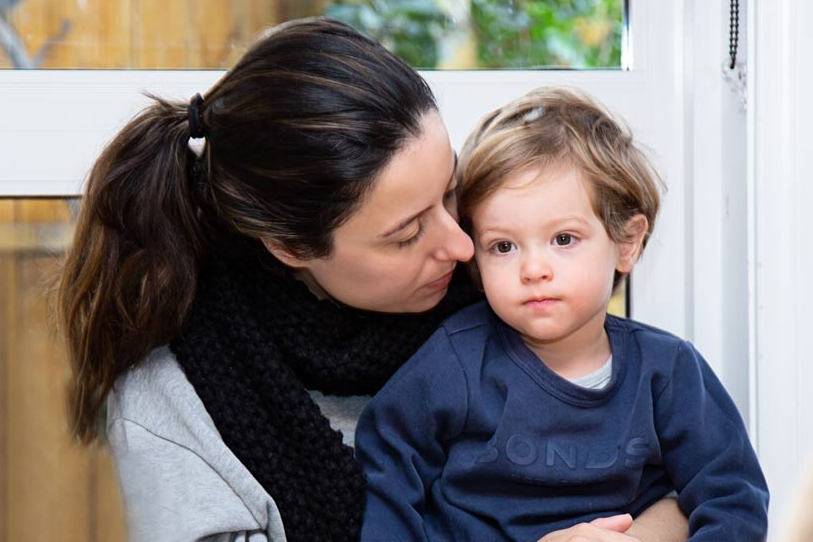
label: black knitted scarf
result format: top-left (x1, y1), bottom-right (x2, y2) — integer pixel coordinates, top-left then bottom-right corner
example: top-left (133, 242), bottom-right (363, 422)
top-left (171, 249), bottom-right (479, 541)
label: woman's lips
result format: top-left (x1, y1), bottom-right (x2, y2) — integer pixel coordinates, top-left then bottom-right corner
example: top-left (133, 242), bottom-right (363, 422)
top-left (424, 270), bottom-right (455, 291)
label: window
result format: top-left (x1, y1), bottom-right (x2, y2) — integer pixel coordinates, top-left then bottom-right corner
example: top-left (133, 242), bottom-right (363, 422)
top-left (1, 0), bottom-right (625, 69)
top-left (1, 2), bottom-right (699, 535)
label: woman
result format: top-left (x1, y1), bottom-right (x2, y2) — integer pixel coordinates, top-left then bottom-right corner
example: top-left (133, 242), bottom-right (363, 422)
top-left (58, 18), bottom-right (688, 542)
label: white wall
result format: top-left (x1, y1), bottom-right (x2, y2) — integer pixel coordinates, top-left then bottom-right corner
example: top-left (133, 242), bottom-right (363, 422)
top-left (750, 0), bottom-right (813, 537)
top-left (686, 0), bottom-right (751, 420)
top-left (687, 0), bottom-right (813, 535)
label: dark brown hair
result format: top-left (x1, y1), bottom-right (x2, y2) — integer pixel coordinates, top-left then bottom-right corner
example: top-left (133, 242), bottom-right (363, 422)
top-left (458, 87), bottom-right (663, 289)
top-left (58, 18), bottom-right (438, 443)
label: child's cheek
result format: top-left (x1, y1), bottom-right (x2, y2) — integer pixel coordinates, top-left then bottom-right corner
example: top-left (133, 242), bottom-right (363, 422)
top-left (475, 257), bottom-right (502, 295)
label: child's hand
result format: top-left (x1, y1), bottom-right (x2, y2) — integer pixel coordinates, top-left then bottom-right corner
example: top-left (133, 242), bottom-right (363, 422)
top-left (590, 514), bottom-right (634, 532)
top-left (535, 514), bottom-right (641, 542)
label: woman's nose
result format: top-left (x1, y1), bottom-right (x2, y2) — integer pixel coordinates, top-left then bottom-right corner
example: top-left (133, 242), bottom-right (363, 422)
top-left (433, 211), bottom-right (474, 262)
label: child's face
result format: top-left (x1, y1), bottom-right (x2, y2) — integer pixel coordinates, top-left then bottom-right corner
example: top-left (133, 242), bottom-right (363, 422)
top-left (471, 163), bottom-right (633, 353)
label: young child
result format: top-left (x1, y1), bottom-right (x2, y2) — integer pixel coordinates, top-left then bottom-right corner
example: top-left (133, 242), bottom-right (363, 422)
top-left (355, 88), bottom-right (769, 541)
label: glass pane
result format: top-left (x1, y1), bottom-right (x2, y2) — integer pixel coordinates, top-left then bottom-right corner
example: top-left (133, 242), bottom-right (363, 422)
top-left (0, 198), bottom-right (127, 539)
top-left (0, 0), bottom-right (624, 69)
top-left (608, 276), bottom-right (627, 318)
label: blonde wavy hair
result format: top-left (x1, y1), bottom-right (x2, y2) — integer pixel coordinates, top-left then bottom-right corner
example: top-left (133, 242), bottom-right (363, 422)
top-left (457, 87), bottom-right (664, 288)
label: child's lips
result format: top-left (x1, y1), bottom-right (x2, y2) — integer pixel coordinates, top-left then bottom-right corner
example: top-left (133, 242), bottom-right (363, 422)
top-left (524, 297), bottom-right (559, 308)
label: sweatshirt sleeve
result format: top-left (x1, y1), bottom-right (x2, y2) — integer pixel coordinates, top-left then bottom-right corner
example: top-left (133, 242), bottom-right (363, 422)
top-left (108, 418), bottom-right (278, 542)
top-left (654, 341), bottom-right (769, 541)
top-left (355, 327), bottom-right (469, 542)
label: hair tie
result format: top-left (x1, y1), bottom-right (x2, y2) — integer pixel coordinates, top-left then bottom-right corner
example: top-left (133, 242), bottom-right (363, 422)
top-left (187, 93), bottom-right (206, 139)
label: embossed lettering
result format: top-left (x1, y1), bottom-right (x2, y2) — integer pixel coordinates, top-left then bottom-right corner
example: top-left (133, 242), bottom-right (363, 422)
top-left (476, 440), bottom-right (499, 464)
top-left (506, 434), bottom-right (537, 466)
top-left (473, 436), bottom-right (650, 470)
top-left (585, 446), bottom-right (619, 469)
top-left (624, 437), bottom-right (650, 468)
top-left (545, 442), bottom-right (577, 469)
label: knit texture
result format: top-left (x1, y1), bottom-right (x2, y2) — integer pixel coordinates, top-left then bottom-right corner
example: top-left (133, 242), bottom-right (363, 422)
top-left (171, 250), bottom-right (479, 541)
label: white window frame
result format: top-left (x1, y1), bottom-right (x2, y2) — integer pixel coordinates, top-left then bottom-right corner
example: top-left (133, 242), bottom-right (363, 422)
top-left (749, 0), bottom-right (813, 536)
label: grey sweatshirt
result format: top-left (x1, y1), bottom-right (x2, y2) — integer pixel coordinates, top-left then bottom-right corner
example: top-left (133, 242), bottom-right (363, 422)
top-left (106, 346), bottom-right (369, 542)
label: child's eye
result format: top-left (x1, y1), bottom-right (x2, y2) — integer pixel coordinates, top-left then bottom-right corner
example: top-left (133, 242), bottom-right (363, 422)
top-left (491, 241), bottom-right (515, 254)
top-left (553, 233), bottom-right (575, 246)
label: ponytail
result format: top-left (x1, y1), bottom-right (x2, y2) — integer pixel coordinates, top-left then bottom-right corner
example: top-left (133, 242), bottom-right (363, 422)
top-left (58, 96), bottom-right (208, 443)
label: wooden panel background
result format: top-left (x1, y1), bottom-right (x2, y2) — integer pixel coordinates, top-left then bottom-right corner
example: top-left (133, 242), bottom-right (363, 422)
top-left (0, 0), bottom-right (328, 69)
top-left (0, 199), bottom-right (109, 542)
top-left (0, 1), bottom-right (322, 540)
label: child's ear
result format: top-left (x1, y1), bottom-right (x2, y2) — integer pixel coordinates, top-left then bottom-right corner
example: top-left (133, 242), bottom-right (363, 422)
top-left (261, 237), bottom-right (309, 268)
top-left (616, 214), bottom-right (649, 274)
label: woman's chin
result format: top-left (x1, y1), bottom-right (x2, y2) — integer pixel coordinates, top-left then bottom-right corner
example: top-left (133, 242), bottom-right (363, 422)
top-left (406, 287), bottom-right (449, 314)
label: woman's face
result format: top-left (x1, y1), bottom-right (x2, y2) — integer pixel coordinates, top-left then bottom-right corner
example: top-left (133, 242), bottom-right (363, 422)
top-left (270, 111), bottom-right (474, 313)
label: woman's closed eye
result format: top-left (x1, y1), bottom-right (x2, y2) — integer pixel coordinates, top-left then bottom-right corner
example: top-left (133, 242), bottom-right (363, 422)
top-left (397, 221), bottom-right (426, 248)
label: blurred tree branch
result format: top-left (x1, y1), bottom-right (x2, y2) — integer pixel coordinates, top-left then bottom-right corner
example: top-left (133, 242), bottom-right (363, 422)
top-left (0, 0), bottom-right (70, 68)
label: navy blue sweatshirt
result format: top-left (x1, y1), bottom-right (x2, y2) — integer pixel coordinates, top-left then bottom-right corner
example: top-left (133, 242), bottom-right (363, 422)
top-left (356, 301), bottom-right (768, 542)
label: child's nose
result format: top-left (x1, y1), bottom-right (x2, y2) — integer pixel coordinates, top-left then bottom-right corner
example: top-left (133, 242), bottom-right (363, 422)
top-left (521, 252), bottom-right (553, 283)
